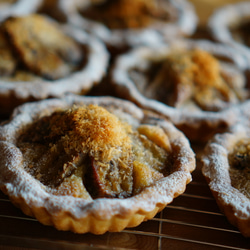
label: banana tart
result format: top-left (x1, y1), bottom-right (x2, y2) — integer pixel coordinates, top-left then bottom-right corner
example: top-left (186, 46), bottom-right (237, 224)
top-left (209, 1), bottom-right (250, 60)
top-left (202, 100), bottom-right (250, 237)
top-left (0, 14), bottom-right (109, 115)
top-left (111, 39), bottom-right (248, 141)
top-left (58, 0), bottom-right (197, 54)
top-left (0, 95), bottom-right (195, 234)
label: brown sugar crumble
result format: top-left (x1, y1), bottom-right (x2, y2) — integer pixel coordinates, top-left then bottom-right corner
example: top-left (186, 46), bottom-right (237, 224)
top-left (229, 138), bottom-right (250, 199)
top-left (17, 105), bottom-right (171, 199)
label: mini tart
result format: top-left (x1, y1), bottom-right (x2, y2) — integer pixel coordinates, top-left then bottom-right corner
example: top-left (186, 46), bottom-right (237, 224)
top-left (111, 39), bottom-right (248, 142)
top-left (58, 0), bottom-right (197, 53)
top-left (202, 101), bottom-right (250, 237)
top-left (0, 95), bottom-right (195, 234)
top-left (208, 1), bottom-right (250, 60)
top-left (0, 0), bottom-right (43, 22)
top-left (0, 14), bottom-right (109, 115)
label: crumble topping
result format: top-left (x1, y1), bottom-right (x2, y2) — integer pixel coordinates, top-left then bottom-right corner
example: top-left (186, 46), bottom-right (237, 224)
top-left (0, 14), bottom-right (84, 80)
top-left (229, 138), bottom-right (250, 199)
top-left (17, 105), bottom-right (171, 199)
top-left (80, 0), bottom-right (172, 29)
top-left (44, 105), bottom-right (133, 161)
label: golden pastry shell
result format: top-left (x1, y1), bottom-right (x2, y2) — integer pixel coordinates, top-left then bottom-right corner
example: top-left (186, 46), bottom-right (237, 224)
top-left (0, 0), bottom-right (43, 22)
top-left (0, 20), bottom-right (110, 115)
top-left (0, 95), bottom-right (195, 234)
top-left (202, 100), bottom-right (250, 237)
top-left (57, 0), bottom-right (198, 49)
top-left (111, 38), bottom-right (248, 142)
top-left (208, 1), bottom-right (250, 62)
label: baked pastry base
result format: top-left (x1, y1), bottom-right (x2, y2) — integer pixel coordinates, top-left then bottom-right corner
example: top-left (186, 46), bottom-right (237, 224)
top-left (0, 95), bottom-right (195, 234)
top-left (58, 0), bottom-right (197, 53)
top-left (111, 39), bottom-right (246, 142)
top-left (0, 19), bottom-right (109, 116)
top-left (202, 101), bottom-right (250, 237)
top-left (208, 1), bottom-right (250, 61)
top-left (0, 0), bottom-right (43, 22)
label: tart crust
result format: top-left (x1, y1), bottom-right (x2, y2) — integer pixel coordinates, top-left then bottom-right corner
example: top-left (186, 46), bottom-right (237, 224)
top-left (208, 1), bottom-right (250, 61)
top-left (111, 39), bottom-right (248, 141)
top-left (202, 101), bottom-right (250, 237)
top-left (58, 0), bottom-right (197, 52)
top-left (0, 95), bottom-right (195, 234)
top-left (0, 0), bottom-right (43, 22)
top-left (0, 14), bottom-right (109, 116)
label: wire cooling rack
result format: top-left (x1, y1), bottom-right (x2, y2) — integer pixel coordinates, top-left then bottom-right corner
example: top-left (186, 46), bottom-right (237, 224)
top-left (1, 1), bottom-right (250, 248)
top-left (0, 141), bottom-right (249, 250)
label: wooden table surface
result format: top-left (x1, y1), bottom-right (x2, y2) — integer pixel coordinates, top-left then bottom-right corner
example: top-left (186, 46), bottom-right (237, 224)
top-left (1, 0), bottom-right (250, 249)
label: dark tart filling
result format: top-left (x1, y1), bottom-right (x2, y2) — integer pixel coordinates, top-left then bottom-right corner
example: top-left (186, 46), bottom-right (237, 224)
top-left (17, 105), bottom-right (172, 199)
top-left (80, 0), bottom-right (176, 30)
top-left (230, 19), bottom-right (250, 47)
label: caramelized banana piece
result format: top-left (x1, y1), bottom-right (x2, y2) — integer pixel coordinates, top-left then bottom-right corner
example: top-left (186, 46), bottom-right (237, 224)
top-left (0, 29), bottom-right (17, 76)
top-left (3, 14), bottom-right (83, 80)
top-left (137, 124), bottom-right (171, 152)
top-left (86, 157), bottom-right (133, 198)
top-left (133, 160), bottom-right (163, 194)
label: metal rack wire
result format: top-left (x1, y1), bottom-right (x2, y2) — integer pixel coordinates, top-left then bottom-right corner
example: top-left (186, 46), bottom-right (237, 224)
top-left (0, 153), bottom-right (249, 250)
